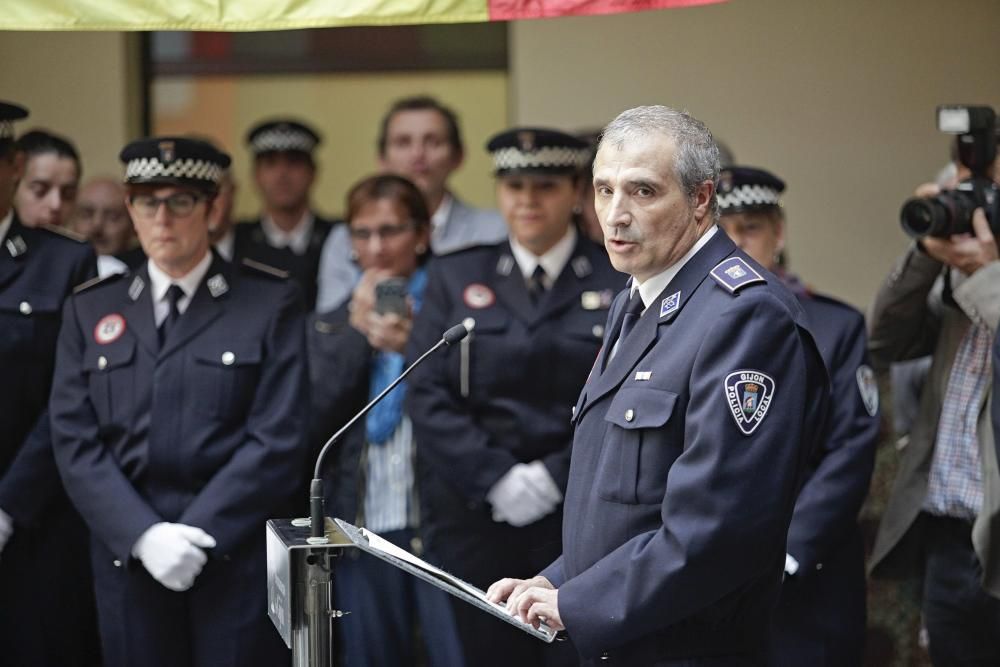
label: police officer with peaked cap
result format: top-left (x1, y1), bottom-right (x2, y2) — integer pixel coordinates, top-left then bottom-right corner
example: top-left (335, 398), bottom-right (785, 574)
top-left (50, 136), bottom-right (307, 667)
top-left (717, 166), bottom-right (878, 666)
top-left (0, 100), bottom-right (101, 666)
top-left (236, 118), bottom-right (340, 309)
top-left (487, 106), bottom-right (831, 665)
top-left (407, 127), bottom-right (624, 666)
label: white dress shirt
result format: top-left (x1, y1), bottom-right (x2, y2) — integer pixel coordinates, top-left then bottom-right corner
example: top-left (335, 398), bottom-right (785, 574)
top-left (509, 225), bottom-right (578, 289)
top-left (260, 212), bottom-right (313, 255)
top-left (0, 209), bottom-right (13, 245)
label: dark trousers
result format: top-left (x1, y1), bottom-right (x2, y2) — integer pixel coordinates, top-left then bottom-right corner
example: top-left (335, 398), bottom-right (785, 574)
top-left (90, 535), bottom-right (288, 667)
top-left (0, 504), bottom-right (101, 667)
top-left (334, 527), bottom-right (466, 667)
top-left (921, 513), bottom-right (1000, 667)
top-left (423, 483), bottom-right (578, 667)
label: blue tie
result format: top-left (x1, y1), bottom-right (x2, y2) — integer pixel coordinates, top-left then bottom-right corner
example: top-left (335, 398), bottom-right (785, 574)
top-left (618, 289), bottom-right (644, 344)
top-left (159, 284), bottom-right (184, 347)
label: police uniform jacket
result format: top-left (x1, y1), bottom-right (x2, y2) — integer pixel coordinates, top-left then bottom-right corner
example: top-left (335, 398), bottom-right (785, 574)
top-left (233, 213), bottom-right (336, 310)
top-left (540, 231), bottom-right (830, 664)
top-left (0, 215), bottom-right (98, 667)
top-left (50, 252), bottom-right (308, 565)
top-left (868, 247), bottom-right (1000, 596)
top-left (771, 277), bottom-right (880, 665)
top-left (406, 236), bottom-right (623, 509)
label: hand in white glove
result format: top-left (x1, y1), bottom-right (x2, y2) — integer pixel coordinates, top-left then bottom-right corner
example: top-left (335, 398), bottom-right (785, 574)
top-left (131, 522), bottom-right (217, 592)
top-left (0, 508), bottom-right (13, 555)
top-left (487, 461), bottom-right (563, 527)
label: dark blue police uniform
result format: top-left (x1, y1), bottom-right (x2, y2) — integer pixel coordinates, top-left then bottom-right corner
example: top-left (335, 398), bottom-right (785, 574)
top-left (407, 235), bottom-right (623, 665)
top-left (0, 213), bottom-right (100, 667)
top-left (50, 251), bottom-right (307, 667)
top-left (233, 214), bottom-right (337, 310)
top-left (540, 230), bottom-right (830, 665)
top-left (768, 276), bottom-right (879, 667)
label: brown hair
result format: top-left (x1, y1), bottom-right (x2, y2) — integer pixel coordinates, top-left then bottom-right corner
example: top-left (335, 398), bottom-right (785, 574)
top-left (377, 96), bottom-right (463, 157)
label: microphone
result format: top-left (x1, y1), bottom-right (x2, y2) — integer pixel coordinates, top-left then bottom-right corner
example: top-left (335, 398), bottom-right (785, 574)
top-left (309, 318), bottom-right (475, 541)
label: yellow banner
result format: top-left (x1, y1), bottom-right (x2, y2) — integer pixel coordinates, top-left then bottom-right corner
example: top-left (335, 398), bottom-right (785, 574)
top-left (2, 0), bottom-right (490, 31)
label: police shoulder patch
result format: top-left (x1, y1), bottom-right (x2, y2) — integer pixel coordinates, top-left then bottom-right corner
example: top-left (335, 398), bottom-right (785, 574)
top-left (856, 364), bottom-right (879, 417)
top-left (240, 258), bottom-right (289, 279)
top-left (710, 257), bottom-right (766, 294)
top-left (73, 272), bottom-right (125, 294)
top-left (724, 369), bottom-right (775, 435)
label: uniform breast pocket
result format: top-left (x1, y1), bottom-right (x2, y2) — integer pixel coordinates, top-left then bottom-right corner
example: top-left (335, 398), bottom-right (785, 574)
top-left (83, 340), bottom-right (136, 426)
top-left (597, 387), bottom-right (678, 504)
top-left (190, 342), bottom-right (263, 420)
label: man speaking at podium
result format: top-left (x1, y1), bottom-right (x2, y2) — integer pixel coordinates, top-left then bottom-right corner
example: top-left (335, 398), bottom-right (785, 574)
top-left (487, 106), bottom-right (830, 665)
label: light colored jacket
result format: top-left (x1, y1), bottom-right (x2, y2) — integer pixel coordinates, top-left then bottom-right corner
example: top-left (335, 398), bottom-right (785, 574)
top-left (868, 245), bottom-right (1000, 597)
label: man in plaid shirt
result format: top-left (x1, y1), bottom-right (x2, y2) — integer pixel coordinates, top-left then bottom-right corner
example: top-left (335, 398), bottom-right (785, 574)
top-left (869, 198), bottom-right (1000, 665)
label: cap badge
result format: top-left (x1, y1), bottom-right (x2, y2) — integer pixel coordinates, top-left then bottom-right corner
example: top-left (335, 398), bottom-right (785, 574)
top-left (517, 131), bottom-right (535, 152)
top-left (158, 140), bottom-right (176, 164)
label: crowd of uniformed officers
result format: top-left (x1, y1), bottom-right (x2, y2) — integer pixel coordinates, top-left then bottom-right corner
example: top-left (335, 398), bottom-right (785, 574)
top-left (1, 91), bottom-right (997, 667)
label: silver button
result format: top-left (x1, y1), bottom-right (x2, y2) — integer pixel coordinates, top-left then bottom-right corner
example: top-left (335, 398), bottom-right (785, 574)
top-left (815, 562), bottom-right (823, 571)
top-left (19, 301), bottom-right (31, 315)
top-left (592, 324), bottom-right (604, 338)
top-left (221, 351), bottom-right (235, 365)
top-left (98, 356), bottom-right (108, 370)
top-left (112, 559), bottom-right (122, 567)
top-left (625, 409), bottom-right (635, 422)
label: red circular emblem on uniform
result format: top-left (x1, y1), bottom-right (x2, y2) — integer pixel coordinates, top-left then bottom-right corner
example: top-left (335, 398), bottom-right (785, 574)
top-left (462, 283), bottom-right (495, 309)
top-left (94, 313), bottom-right (126, 344)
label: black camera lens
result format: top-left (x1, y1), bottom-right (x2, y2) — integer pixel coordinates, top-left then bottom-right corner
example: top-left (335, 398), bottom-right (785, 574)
top-left (900, 197), bottom-right (951, 238)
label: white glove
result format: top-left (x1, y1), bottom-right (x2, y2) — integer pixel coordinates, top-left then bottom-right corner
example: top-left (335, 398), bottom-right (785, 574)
top-left (784, 553), bottom-right (800, 577)
top-left (0, 507), bottom-right (12, 554)
top-left (131, 522), bottom-right (217, 592)
top-left (487, 461), bottom-right (563, 527)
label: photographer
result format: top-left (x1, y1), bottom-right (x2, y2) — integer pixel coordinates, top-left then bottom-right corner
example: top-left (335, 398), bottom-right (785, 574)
top-left (868, 107), bottom-right (1000, 664)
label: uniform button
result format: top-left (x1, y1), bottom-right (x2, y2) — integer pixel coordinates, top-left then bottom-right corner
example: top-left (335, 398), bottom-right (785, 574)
top-left (624, 409), bottom-right (635, 422)
top-left (112, 559), bottom-right (122, 567)
top-left (600, 652), bottom-right (610, 661)
top-left (592, 324), bottom-right (604, 338)
top-left (19, 301), bottom-right (32, 315)
top-left (815, 562), bottom-right (823, 571)
top-left (221, 351), bottom-right (235, 365)
top-left (98, 356), bottom-right (108, 370)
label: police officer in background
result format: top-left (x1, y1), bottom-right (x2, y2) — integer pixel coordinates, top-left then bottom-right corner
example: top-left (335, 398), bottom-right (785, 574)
top-left (487, 106), bottom-right (830, 665)
top-left (50, 137), bottom-right (307, 667)
top-left (407, 128), bottom-right (623, 666)
top-left (237, 118), bottom-right (338, 309)
top-left (717, 166), bottom-right (879, 666)
top-left (0, 101), bottom-right (100, 667)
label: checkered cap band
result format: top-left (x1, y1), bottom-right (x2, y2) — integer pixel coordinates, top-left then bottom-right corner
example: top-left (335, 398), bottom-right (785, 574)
top-left (717, 184), bottom-right (782, 212)
top-left (124, 157), bottom-right (224, 184)
top-left (250, 128), bottom-right (317, 154)
top-left (492, 146), bottom-right (592, 172)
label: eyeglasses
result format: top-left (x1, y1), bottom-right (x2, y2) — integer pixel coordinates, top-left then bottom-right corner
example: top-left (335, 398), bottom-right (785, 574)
top-left (349, 221), bottom-right (416, 241)
top-left (129, 192), bottom-right (204, 218)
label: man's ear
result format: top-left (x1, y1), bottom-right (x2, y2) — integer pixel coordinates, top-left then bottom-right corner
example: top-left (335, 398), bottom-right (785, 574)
top-left (691, 180), bottom-right (714, 223)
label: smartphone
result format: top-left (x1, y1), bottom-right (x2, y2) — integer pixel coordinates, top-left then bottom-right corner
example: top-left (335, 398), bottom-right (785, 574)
top-left (374, 277), bottom-right (409, 316)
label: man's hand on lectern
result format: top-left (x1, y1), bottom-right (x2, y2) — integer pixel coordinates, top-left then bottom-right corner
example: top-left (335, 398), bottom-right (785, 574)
top-left (486, 575), bottom-right (565, 631)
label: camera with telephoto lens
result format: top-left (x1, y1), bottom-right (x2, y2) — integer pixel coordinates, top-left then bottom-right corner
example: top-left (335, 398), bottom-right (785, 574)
top-left (899, 105), bottom-right (1000, 239)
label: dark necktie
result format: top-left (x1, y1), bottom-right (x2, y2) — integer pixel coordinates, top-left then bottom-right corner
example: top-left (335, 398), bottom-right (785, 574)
top-left (527, 265), bottom-right (547, 305)
top-left (618, 289), bottom-right (645, 344)
top-left (159, 284), bottom-right (184, 347)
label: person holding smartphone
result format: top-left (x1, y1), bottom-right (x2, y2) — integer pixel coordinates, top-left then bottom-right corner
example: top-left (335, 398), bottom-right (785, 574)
top-left (308, 173), bottom-right (465, 667)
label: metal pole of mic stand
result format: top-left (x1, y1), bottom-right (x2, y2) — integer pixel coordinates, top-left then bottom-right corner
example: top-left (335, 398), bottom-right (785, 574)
top-left (267, 320), bottom-right (475, 667)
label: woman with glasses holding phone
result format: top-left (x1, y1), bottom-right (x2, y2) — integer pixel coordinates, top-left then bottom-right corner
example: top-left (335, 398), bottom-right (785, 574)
top-left (308, 173), bottom-right (465, 667)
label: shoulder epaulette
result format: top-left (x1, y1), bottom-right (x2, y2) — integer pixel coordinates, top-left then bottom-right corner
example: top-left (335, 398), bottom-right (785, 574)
top-left (73, 272), bottom-right (125, 294)
top-left (710, 256), bottom-right (767, 294)
top-left (40, 223), bottom-right (87, 243)
top-left (240, 257), bottom-right (289, 279)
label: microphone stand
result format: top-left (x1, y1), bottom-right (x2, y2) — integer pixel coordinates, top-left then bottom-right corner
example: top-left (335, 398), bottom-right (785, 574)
top-left (267, 319), bottom-right (474, 667)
